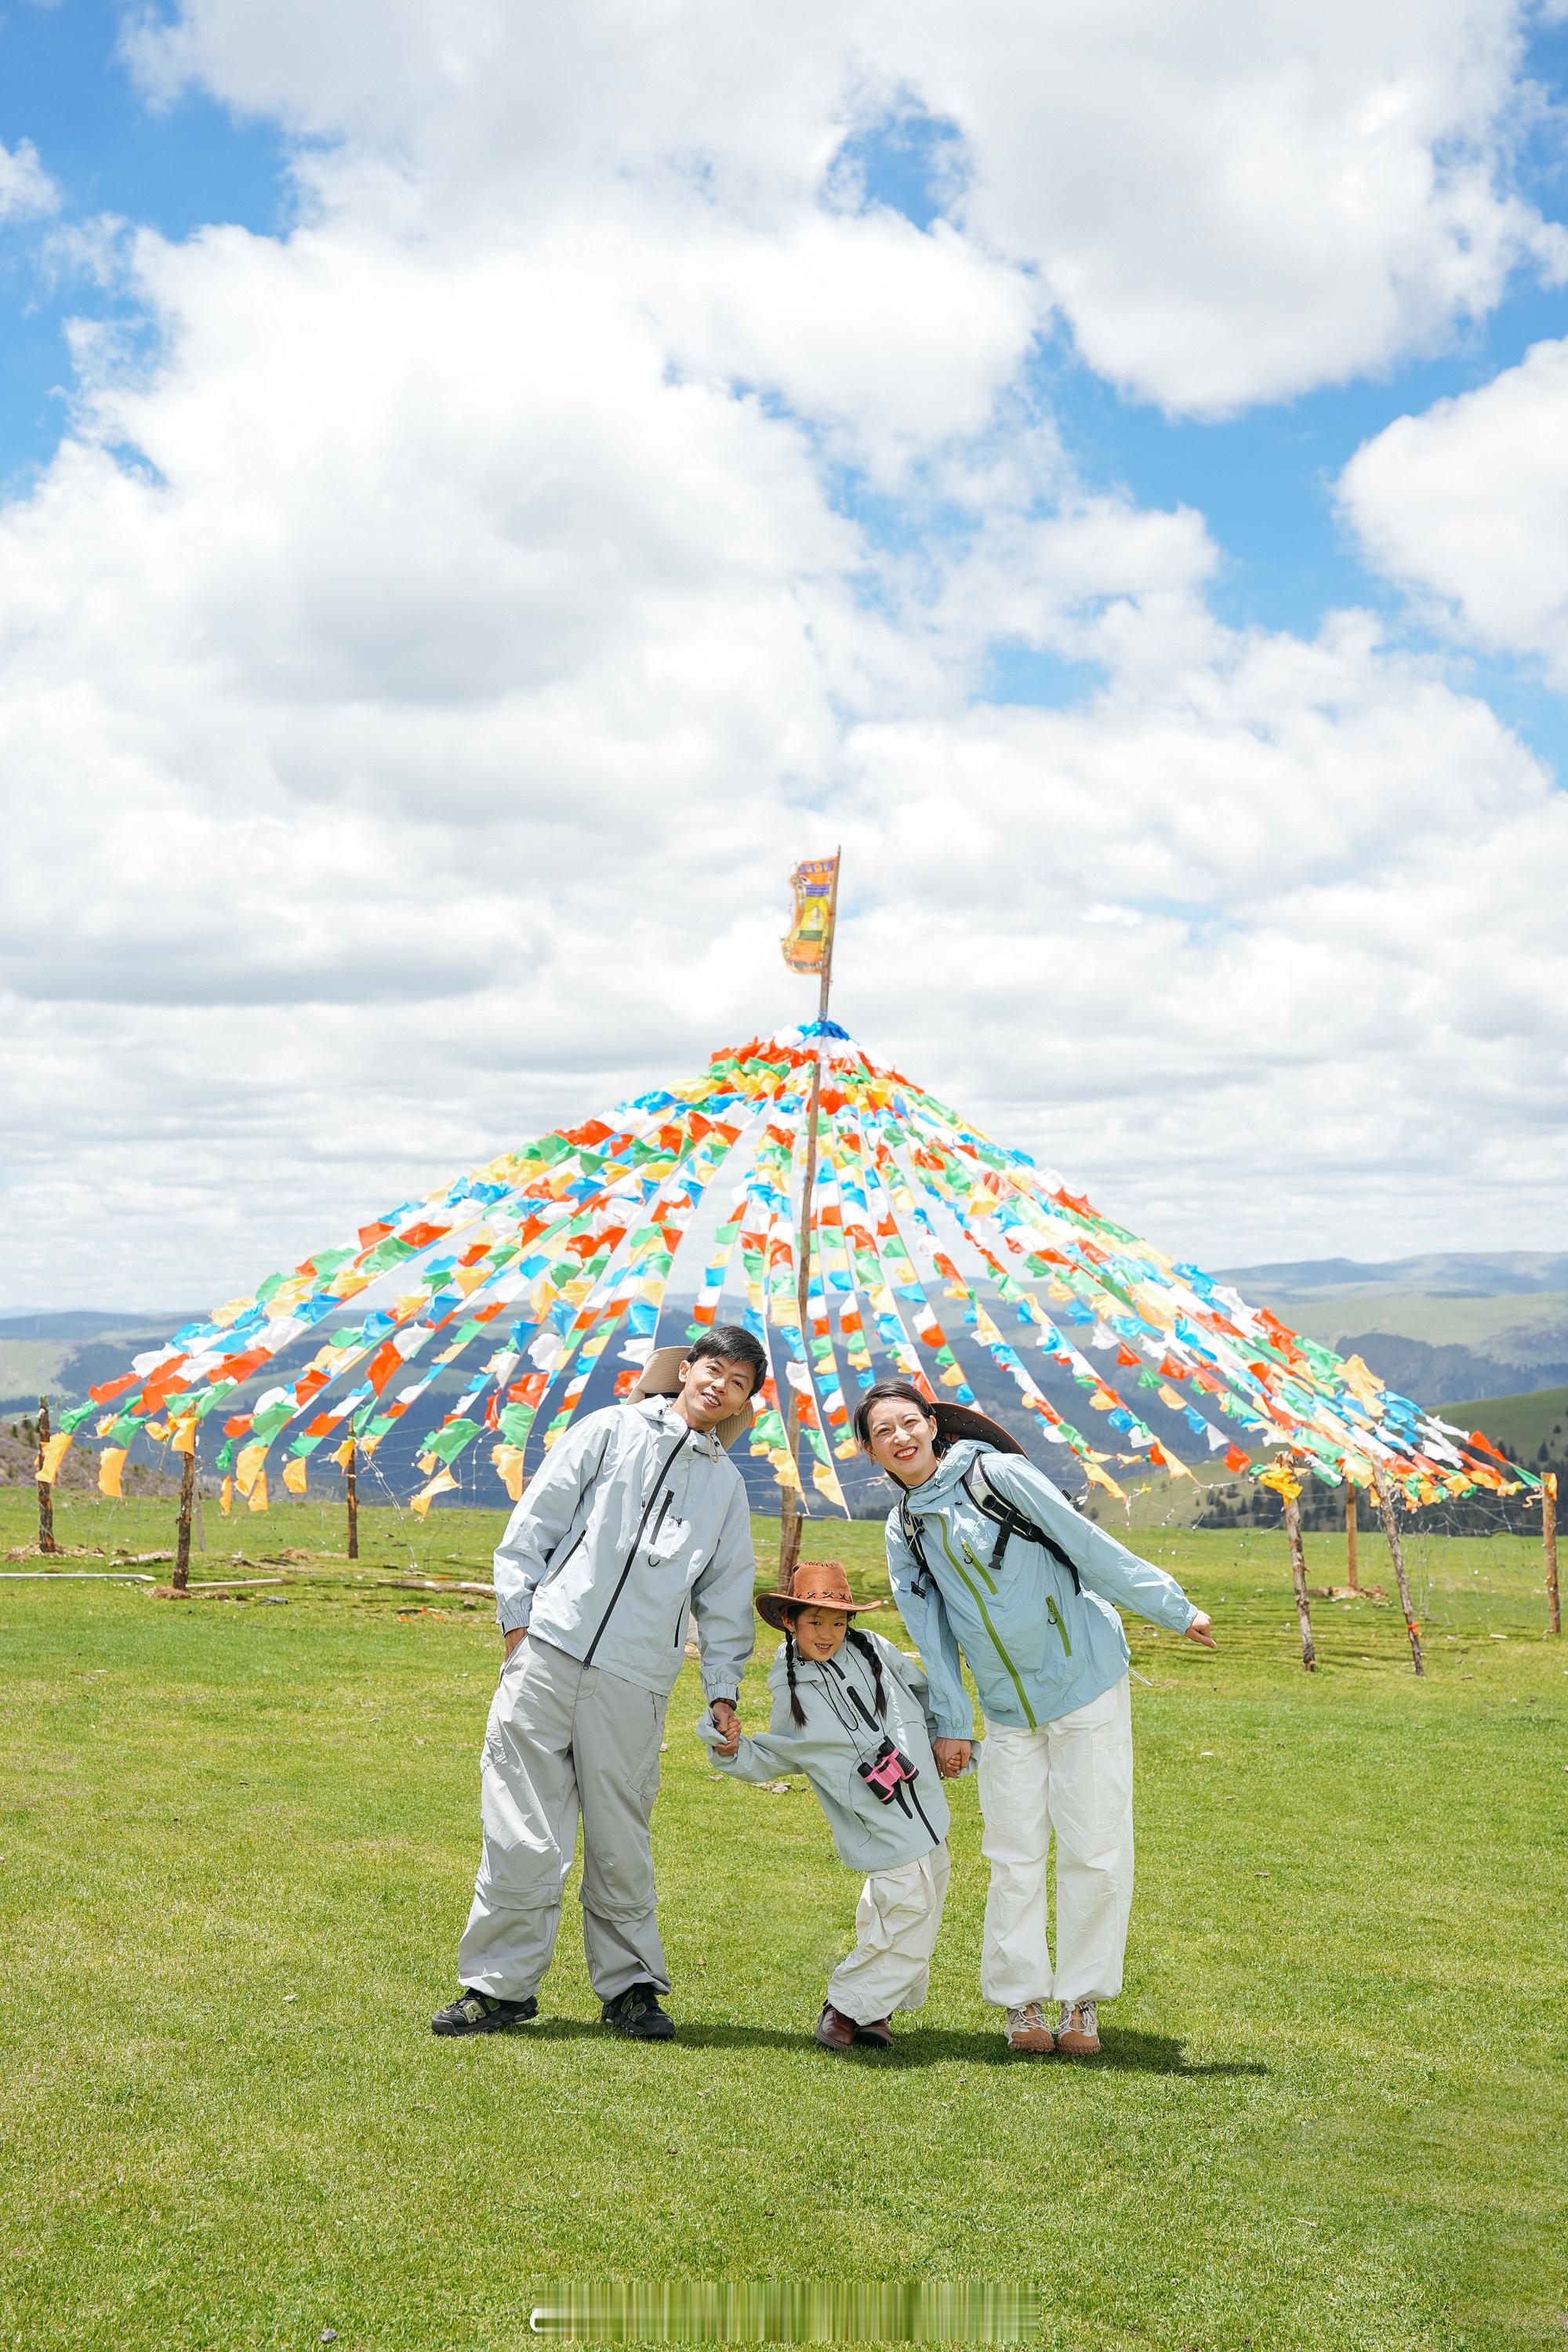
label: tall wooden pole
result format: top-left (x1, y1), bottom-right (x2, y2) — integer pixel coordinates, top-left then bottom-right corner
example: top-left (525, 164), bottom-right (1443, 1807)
top-left (1344, 1485), bottom-right (1359, 1592)
top-left (173, 1445), bottom-right (196, 1592)
top-left (777, 850), bottom-right (840, 1588)
top-left (1372, 1467), bottom-right (1425, 1677)
top-left (1279, 1457), bottom-right (1315, 1671)
top-left (34, 1396), bottom-right (59, 1556)
top-left (1544, 1471), bottom-right (1559, 1638)
top-left (346, 1442), bottom-right (360, 1562)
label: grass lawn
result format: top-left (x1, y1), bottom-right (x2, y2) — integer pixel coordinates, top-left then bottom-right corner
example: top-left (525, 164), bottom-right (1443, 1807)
top-left (2, 1490), bottom-right (1566, 2350)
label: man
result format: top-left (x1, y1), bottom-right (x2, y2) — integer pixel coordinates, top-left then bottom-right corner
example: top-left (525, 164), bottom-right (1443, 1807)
top-left (431, 1325), bottom-right (765, 2042)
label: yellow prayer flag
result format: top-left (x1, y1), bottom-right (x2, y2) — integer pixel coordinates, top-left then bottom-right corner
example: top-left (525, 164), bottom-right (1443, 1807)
top-left (1082, 1458), bottom-right (1126, 1501)
top-left (98, 1447), bottom-right (127, 1498)
top-left (234, 1442), bottom-right (267, 1497)
top-left (411, 1468), bottom-right (459, 1519)
top-left (281, 1457), bottom-right (307, 1497)
top-left (248, 1470), bottom-right (269, 1512)
top-left (781, 855), bottom-right (838, 976)
top-left (491, 1443), bottom-right (526, 1502)
top-left (220, 1477), bottom-right (233, 1515)
top-left (169, 1418), bottom-right (196, 1456)
top-left (332, 1437), bottom-right (355, 1470)
top-left (38, 1433), bottom-right (73, 1485)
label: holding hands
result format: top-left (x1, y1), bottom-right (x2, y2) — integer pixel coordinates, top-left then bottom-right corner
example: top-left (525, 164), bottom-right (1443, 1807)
top-left (710, 1700), bottom-right (741, 1757)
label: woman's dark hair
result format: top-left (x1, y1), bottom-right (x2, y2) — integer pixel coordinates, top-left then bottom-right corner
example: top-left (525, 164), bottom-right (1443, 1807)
top-left (779, 1617), bottom-right (887, 1726)
top-left (689, 1324), bottom-right (769, 1397)
top-left (852, 1378), bottom-right (942, 1454)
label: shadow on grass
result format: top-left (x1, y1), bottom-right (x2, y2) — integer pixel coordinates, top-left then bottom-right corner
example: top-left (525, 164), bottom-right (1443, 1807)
top-left (520, 2018), bottom-right (1265, 2076)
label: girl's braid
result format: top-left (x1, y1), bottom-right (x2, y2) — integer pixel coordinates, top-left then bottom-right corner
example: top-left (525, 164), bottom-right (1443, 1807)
top-left (782, 1631), bottom-right (807, 1727)
top-left (846, 1627), bottom-right (888, 1719)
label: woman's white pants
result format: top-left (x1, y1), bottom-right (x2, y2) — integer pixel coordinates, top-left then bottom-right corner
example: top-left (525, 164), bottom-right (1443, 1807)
top-left (825, 1844), bottom-right (950, 2025)
top-left (976, 1674), bottom-right (1134, 2009)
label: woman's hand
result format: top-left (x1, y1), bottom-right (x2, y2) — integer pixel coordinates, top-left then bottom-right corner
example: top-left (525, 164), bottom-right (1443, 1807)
top-left (1184, 1612), bottom-right (1217, 1648)
top-left (932, 1737), bottom-right (971, 1779)
top-left (503, 1627), bottom-right (528, 1660)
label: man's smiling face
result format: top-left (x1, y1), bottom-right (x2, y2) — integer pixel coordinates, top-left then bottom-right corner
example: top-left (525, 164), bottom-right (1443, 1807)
top-left (674, 1351), bottom-right (757, 1432)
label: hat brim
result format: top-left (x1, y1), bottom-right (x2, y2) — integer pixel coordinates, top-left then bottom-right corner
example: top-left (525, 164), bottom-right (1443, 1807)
top-left (931, 1401), bottom-right (1027, 1457)
top-left (626, 1343), bottom-right (757, 1453)
top-left (757, 1588), bottom-right (884, 1632)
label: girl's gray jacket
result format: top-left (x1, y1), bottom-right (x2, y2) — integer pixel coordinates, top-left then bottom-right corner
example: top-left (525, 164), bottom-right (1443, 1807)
top-left (492, 1396), bottom-right (755, 1705)
top-left (695, 1632), bottom-right (962, 1873)
top-left (887, 1439), bottom-right (1199, 1740)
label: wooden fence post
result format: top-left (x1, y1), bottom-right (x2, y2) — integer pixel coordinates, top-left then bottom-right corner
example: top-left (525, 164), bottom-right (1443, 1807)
top-left (1345, 1486), bottom-right (1359, 1593)
top-left (1279, 1456), bottom-right (1315, 1671)
top-left (346, 1443), bottom-right (359, 1562)
top-left (1372, 1468), bottom-right (1425, 1677)
top-left (173, 1446), bottom-right (196, 1592)
top-left (1544, 1472), bottom-right (1559, 1639)
top-left (35, 1396), bottom-right (60, 1556)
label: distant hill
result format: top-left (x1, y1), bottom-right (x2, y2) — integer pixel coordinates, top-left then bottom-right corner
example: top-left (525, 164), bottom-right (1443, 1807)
top-left (1219, 1254), bottom-right (1568, 1407)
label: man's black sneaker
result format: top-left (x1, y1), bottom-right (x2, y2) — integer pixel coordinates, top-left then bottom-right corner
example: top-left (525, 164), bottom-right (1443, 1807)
top-left (601, 1983), bottom-right (674, 2041)
top-left (430, 1988), bottom-right (539, 2037)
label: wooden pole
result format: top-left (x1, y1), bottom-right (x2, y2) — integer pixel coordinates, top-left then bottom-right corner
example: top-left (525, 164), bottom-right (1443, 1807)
top-left (34, 1396), bottom-right (59, 1556)
top-left (346, 1443), bottom-right (360, 1562)
top-left (1372, 1468), bottom-right (1425, 1677)
top-left (1344, 1485), bottom-right (1359, 1592)
top-left (1544, 1471), bottom-right (1559, 1639)
top-left (173, 1445), bottom-right (196, 1592)
top-left (777, 849), bottom-right (840, 1588)
top-left (1279, 1457), bottom-right (1315, 1671)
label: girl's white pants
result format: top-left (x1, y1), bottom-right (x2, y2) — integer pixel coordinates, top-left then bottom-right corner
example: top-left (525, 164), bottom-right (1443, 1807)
top-left (826, 1843), bottom-right (950, 2024)
top-left (976, 1673), bottom-right (1134, 2009)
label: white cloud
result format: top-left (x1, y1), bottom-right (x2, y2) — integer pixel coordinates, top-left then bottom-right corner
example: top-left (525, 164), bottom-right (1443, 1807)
top-left (124, 0), bottom-right (1568, 412)
top-left (0, 136), bottom-right (58, 220)
top-left (0, 0), bottom-right (1563, 1313)
top-left (1338, 335), bottom-right (1568, 682)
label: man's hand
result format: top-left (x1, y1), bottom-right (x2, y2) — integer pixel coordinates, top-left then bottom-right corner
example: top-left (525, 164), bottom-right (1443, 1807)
top-left (932, 1737), bottom-right (971, 1779)
top-left (710, 1699), bottom-right (740, 1757)
top-left (1185, 1612), bottom-right (1217, 1648)
top-left (503, 1627), bottom-right (528, 1660)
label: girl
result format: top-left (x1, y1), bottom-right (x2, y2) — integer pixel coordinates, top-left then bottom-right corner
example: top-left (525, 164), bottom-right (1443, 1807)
top-left (855, 1381), bottom-right (1215, 2058)
top-left (699, 1559), bottom-right (963, 2051)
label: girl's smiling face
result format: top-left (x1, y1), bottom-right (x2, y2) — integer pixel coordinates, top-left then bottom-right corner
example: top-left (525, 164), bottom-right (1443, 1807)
top-left (791, 1604), bottom-right (848, 1663)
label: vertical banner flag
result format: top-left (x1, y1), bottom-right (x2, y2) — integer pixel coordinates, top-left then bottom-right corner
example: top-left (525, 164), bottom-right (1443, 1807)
top-left (782, 856), bottom-right (838, 975)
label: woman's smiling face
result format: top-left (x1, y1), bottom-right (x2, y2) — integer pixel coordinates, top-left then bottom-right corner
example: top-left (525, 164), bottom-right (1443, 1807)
top-left (863, 1396), bottom-right (940, 1489)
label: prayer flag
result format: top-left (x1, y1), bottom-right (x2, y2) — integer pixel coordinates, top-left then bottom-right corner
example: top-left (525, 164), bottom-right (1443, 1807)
top-left (781, 855), bottom-right (838, 975)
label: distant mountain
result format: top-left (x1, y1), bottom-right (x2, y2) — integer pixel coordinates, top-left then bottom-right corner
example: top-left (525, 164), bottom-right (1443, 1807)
top-left (1218, 1251), bottom-right (1568, 1298)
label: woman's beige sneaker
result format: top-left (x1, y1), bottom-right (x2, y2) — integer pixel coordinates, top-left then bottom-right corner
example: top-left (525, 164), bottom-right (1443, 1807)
top-left (1004, 2001), bottom-right (1055, 2053)
top-left (1056, 1999), bottom-right (1100, 2054)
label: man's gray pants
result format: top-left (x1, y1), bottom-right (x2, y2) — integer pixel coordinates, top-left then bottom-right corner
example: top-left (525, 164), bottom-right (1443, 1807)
top-left (456, 1635), bottom-right (670, 2004)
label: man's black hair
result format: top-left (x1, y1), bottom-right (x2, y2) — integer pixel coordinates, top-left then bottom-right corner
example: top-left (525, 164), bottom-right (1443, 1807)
top-left (687, 1323), bottom-right (769, 1397)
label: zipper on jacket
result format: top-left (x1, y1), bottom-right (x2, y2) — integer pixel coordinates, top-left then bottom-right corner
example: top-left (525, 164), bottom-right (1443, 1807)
top-left (929, 1522), bottom-right (1037, 1730)
top-left (581, 1436), bottom-right (688, 1668)
top-left (1045, 1592), bottom-right (1072, 1657)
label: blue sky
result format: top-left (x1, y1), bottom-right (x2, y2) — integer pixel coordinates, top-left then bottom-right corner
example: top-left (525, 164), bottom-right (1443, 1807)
top-left (2, 0), bottom-right (1566, 1305)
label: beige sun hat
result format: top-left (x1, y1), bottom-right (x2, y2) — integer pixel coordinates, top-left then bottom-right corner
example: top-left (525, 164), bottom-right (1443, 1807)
top-left (626, 1343), bottom-right (757, 1452)
top-left (757, 1558), bottom-right (884, 1632)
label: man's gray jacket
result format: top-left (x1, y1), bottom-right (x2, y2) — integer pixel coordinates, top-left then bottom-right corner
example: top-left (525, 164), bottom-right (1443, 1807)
top-left (492, 1396), bottom-right (757, 1704)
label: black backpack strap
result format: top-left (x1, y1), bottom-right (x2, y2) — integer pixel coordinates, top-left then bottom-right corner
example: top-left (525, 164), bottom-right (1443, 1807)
top-left (964, 1454), bottom-right (1083, 1595)
top-left (897, 1492), bottom-right (937, 1599)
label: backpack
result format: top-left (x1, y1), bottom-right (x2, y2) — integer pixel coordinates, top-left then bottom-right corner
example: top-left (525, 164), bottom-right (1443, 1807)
top-left (898, 1451), bottom-right (1083, 1599)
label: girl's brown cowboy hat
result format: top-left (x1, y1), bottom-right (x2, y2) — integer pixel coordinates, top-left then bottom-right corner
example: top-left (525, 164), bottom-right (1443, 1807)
top-left (757, 1559), bottom-right (884, 1632)
top-left (626, 1344), bottom-right (757, 1452)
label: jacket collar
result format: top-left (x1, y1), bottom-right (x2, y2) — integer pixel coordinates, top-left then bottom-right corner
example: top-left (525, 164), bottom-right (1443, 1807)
top-left (902, 1436), bottom-right (983, 1508)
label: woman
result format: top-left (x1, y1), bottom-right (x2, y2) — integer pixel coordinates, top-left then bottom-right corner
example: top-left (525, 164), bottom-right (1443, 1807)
top-left (856, 1380), bottom-right (1215, 2056)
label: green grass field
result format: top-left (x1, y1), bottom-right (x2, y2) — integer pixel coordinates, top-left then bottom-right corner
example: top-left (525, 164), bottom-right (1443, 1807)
top-left (3, 1490), bottom-right (1566, 2351)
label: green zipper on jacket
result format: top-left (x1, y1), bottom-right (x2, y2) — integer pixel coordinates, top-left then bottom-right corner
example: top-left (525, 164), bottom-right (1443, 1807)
top-left (934, 1522), bottom-right (1036, 1730)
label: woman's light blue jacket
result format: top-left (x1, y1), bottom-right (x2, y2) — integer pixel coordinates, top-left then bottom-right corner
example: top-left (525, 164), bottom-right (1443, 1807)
top-left (885, 1439), bottom-right (1198, 1739)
